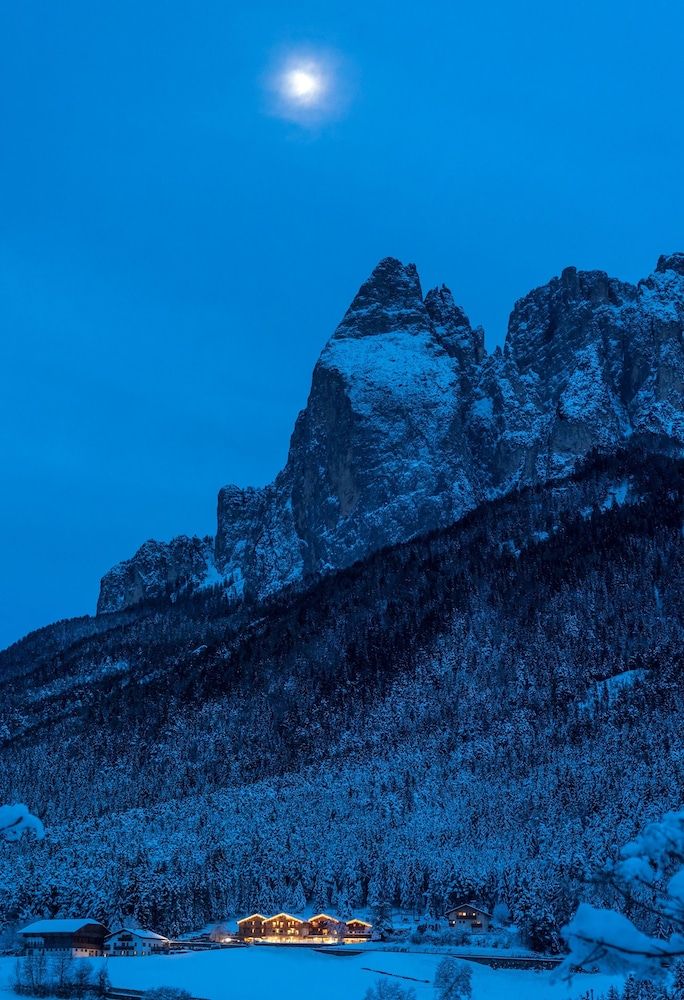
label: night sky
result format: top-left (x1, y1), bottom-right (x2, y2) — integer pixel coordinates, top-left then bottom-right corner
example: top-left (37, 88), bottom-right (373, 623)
top-left (1, 0), bottom-right (683, 648)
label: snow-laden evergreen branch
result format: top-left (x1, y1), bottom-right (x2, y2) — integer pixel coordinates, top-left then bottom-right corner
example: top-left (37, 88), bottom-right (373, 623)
top-left (555, 811), bottom-right (684, 983)
top-left (0, 803), bottom-right (44, 841)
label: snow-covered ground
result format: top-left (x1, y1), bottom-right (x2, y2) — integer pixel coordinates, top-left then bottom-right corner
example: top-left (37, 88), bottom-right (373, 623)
top-left (0, 948), bottom-right (622, 1000)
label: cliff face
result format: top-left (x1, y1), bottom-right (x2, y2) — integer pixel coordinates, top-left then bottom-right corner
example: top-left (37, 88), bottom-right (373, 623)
top-left (501, 255), bottom-right (684, 481)
top-left (97, 254), bottom-right (684, 614)
top-left (96, 536), bottom-right (214, 613)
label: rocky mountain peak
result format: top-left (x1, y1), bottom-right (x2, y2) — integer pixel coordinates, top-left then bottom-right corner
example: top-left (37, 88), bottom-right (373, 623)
top-left (97, 254), bottom-right (684, 615)
top-left (423, 283), bottom-right (465, 324)
top-left (333, 257), bottom-right (425, 339)
top-left (424, 284), bottom-right (484, 366)
top-left (96, 535), bottom-right (213, 614)
top-left (656, 252), bottom-right (684, 276)
top-left (505, 267), bottom-right (635, 382)
top-left (424, 283), bottom-right (469, 332)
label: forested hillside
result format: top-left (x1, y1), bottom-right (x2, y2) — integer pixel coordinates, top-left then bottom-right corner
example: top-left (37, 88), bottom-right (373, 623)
top-left (0, 441), bottom-right (682, 945)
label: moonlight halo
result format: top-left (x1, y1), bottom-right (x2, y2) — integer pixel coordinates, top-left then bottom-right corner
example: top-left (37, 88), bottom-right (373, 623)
top-left (265, 47), bottom-right (350, 126)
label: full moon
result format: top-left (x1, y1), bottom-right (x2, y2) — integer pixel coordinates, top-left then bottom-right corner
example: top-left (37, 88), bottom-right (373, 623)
top-left (284, 68), bottom-right (323, 104)
top-left (265, 48), bottom-right (350, 125)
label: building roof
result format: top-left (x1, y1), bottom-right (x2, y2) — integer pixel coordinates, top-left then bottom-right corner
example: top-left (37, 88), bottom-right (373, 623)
top-left (446, 901), bottom-right (492, 917)
top-left (346, 918), bottom-right (372, 927)
top-left (20, 919), bottom-right (107, 936)
top-left (237, 914), bottom-right (267, 924)
top-left (309, 913), bottom-right (340, 923)
top-left (106, 928), bottom-right (169, 941)
top-left (264, 912), bottom-right (303, 923)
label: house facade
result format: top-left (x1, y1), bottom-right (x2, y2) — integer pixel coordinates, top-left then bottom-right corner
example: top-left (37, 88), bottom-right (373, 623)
top-left (445, 901), bottom-right (492, 932)
top-left (308, 914), bottom-right (345, 939)
top-left (345, 918), bottom-right (373, 939)
top-left (104, 928), bottom-right (171, 957)
top-left (19, 920), bottom-right (109, 957)
top-left (236, 912), bottom-right (372, 942)
top-left (261, 913), bottom-right (308, 939)
top-left (236, 914), bottom-right (268, 939)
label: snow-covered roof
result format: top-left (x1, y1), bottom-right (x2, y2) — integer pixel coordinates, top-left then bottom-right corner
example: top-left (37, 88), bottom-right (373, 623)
top-left (106, 927), bottom-right (169, 941)
top-left (446, 901), bottom-right (492, 917)
top-left (20, 919), bottom-right (107, 935)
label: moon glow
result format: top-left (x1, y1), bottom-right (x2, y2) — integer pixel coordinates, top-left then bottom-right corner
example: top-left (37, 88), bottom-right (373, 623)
top-left (283, 66), bottom-right (325, 105)
top-left (265, 49), bottom-right (350, 126)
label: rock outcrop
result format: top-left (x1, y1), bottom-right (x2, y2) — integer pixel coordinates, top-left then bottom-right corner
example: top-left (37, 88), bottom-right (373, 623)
top-left (97, 536), bottom-right (214, 614)
top-left (97, 254), bottom-right (684, 614)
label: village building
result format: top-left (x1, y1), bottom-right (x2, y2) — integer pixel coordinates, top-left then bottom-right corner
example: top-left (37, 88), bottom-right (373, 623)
top-left (308, 914), bottom-right (345, 940)
top-left (236, 912), bottom-right (373, 943)
top-left (344, 918), bottom-right (373, 940)
top-left (236, 914), bottom-right (268, 940)
top-left (19, 919), bottom-right (109, 957)
top-left (104, 927), bottom-right (171, 957)
top-left (445, 901), bottom-right (492, 933)
top-left (261, 913), bottom-right (308, 939)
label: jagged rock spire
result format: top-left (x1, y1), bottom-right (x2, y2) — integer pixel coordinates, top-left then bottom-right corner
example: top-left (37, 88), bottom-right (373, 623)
top-left (333, 257), bottom-right (426, 339)
top-left (97, 253), bottom-right (684, 614)
top-left (424, 284), bottom-right (485, 366)
top-left (656, 252), bottom-right (684, 275)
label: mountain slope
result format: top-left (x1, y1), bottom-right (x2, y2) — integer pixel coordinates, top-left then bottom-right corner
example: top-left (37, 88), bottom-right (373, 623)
top-left (1, 446), bottom-right (682, 938)
top-left (97, 254), bottom-right (684, 614)
top-left (2, 252), bottom-right (683, 944)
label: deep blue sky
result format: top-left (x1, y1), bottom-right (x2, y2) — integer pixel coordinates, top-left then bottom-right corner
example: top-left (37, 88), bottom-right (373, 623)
top-left (1, 0), bottom-right (683, 649)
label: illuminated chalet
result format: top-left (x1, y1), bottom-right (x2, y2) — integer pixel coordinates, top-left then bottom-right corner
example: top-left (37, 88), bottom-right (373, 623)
top-left (236, 913), bottom-right (267, 939)
top-left (262, 913), bottom-right (307, 938)
top-left (345, 918), bottom-right (373, 938)
top-left (445, 901), bottom-right (492, 932)
top-left (308, 913), bottom-right (344, 938)
top-left (236, 912), bottom-right (372, 942)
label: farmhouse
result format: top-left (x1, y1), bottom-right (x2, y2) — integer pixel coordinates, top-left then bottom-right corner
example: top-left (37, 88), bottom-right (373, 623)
top-left (445, 901), bottom-right (492, 932)
top-left (19, 919), bottom-right (109, 957)
top-left (105, 927), bottom-right (171, 957)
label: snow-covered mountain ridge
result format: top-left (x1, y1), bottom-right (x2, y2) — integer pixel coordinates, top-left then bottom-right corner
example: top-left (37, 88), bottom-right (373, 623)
top-left (97, 254), bottom-right (684, 613)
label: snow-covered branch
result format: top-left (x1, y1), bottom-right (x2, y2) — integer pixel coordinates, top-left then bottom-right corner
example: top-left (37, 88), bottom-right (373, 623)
top-left (554, 811), bottom-right (684, 984)
top-left (0, 803), bottom-right (44, 841)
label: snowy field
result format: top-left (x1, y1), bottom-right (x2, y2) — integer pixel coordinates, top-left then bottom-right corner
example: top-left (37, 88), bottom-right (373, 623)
top-left (0, 948), bottom-right (622, 1000)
